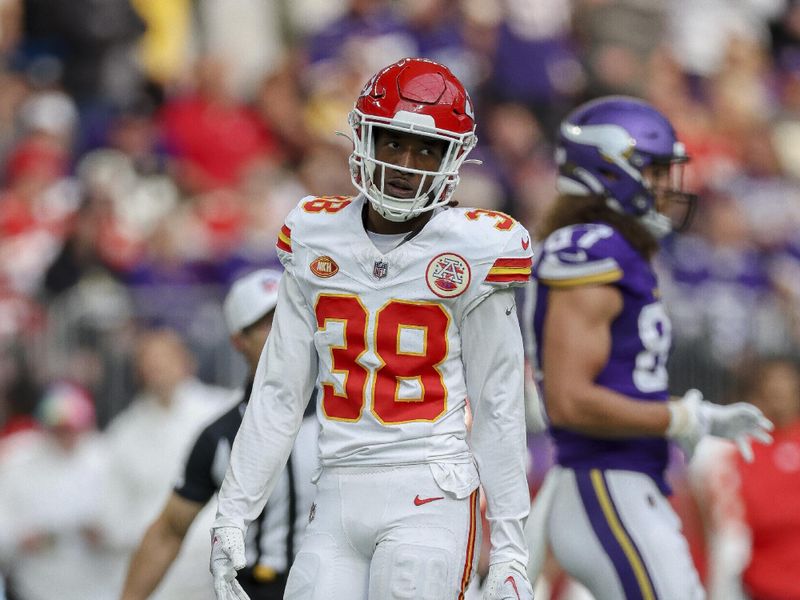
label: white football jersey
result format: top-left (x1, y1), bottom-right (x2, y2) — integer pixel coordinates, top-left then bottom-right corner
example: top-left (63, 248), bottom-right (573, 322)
top-left (276, 195), bottom-right (532, 468)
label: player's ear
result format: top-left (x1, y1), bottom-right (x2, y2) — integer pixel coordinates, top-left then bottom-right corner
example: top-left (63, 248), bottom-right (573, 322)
top-left (230, 333), bottom-right (246, 354)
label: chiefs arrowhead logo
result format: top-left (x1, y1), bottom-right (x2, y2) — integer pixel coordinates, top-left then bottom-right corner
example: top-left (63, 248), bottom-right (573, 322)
top-left (310, 256), bottom-right (339, 278)
top-left (521, 236), bottom-right (530, 250)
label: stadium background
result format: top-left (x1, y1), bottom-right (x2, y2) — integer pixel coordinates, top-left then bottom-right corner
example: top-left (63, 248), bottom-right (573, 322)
top-left (0, 1), bottom-right (799, 599)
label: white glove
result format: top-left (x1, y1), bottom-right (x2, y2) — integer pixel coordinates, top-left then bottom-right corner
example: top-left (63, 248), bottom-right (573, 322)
top-left (483, 560), bottom-right (534, 600)
top-left (210, 526), bottom-right (250, 600)
top-left (666, 389), bottom-right (774, 462)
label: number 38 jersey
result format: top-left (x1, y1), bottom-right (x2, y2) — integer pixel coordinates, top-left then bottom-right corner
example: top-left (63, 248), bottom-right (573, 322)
top-left (277, 195), bottom-right (532, 469)
top-left (531, 223), bottom-right (672, 488)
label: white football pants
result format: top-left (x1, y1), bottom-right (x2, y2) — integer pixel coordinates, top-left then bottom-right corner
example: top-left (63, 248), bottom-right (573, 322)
top-left (284, 464), bottom-right (480, 600)
top-left (542, 468), bottom-right (705, 600)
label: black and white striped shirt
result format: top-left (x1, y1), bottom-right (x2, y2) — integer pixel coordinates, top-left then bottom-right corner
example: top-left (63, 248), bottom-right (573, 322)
top-left (175, 382), bottom-right (318, 576)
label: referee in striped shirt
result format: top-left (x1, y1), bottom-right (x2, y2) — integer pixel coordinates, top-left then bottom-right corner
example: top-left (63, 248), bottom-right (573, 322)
top-left (120, 269), bottom-right (318, 600)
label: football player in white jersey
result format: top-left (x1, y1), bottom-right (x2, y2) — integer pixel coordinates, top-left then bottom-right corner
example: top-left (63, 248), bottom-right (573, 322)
top-left (209, 58), bottom-right (534, 600)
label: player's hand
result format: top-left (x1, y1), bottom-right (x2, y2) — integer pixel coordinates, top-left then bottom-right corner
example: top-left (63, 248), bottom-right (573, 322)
top-left (210, 526), bottom-right (250, 600)
top-left (482, 560), bottom-right (534, 600)
top-left (667, 389), bottom-right (774, 462)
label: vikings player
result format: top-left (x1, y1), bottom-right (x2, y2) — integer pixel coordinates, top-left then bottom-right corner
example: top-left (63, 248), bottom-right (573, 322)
top-left (209, 58), bottom-right (534, 600)
top-left (525, 96), bottom-right (774, 599)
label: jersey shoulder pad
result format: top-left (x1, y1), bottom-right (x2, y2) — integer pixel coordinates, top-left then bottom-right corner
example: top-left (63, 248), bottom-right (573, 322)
top-left (275, 195), bottom-right (355, 270)
top-left (535, 223), bottom-right (634, 288)
top-left (445, 208), bottom-right (533, 288)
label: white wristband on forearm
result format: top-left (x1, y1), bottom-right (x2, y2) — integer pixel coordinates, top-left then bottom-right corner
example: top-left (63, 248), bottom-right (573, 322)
top-left (665, 388), bottom-right (706, 440)
top-left (666, 400), bottom-right (692, 438)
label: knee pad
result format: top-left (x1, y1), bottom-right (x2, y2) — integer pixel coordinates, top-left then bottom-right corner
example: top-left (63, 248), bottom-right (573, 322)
top-left (285, 533), bottom-right (370, 599)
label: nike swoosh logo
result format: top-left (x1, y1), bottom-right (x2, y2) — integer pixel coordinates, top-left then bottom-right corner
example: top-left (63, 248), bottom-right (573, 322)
top-left (505, 305), bottom-right (515, 316)
top-left (413, 495), bottom-right (444, 506)
top-left (505, 575), bottom-right (521, 599)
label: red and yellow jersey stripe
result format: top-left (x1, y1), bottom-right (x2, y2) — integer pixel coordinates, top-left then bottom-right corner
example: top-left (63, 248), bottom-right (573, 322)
top-left (276, 224), bottom-right (292, 254)
top-left (484, 257), bottom-right (532, 283)
top-left (458, 489), bottom-right (479, 600)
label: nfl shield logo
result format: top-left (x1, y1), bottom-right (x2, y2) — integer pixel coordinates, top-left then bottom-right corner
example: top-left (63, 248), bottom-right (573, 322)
top-left (373, 260), bottom-right (388, 279)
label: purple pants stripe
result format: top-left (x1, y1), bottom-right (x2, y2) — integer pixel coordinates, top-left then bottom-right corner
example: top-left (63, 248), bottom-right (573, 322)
top-left (575, 469), bottom-right (658, 600)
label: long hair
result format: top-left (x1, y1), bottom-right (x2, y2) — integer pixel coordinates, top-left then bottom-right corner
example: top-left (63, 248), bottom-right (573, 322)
top-left (537, 195), bottom-right (659, 260)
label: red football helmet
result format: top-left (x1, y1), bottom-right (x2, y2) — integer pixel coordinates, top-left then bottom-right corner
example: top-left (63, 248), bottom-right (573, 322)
top-left (348, 57), bottom-right (477, 221)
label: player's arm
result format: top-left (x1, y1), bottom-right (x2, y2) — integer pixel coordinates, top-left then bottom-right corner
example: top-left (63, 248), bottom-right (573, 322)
top-left (543, 284), bottom-right (672, 436)
top-left (463, 288), bottom-right (530, 566)
top-left (214, 270), bottom-right (318, 531)
top-left (545, 283), bottom-right (773, 460)
top-left (211, 270), bottom-right (318, 597)
top-left (120, 493), bottom-right (203, 600)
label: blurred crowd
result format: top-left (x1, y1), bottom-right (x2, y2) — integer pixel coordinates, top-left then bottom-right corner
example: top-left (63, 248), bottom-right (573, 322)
top-left (0, 0), bottom-right (798, 599)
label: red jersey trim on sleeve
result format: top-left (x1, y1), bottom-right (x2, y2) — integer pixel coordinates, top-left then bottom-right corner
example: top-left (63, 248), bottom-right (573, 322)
top-left (276, 224), bottom-right (292, 253)
top-left (484, 257), bottom-right (532, 283)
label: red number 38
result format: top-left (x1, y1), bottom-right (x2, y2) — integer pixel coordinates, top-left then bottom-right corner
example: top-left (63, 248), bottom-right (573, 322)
top-left (315, 295), bottom-right (450, 424)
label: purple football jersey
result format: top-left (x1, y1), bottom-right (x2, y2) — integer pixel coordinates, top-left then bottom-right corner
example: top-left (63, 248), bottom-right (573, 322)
top-left (531, 223), bottom-right (671, 491)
